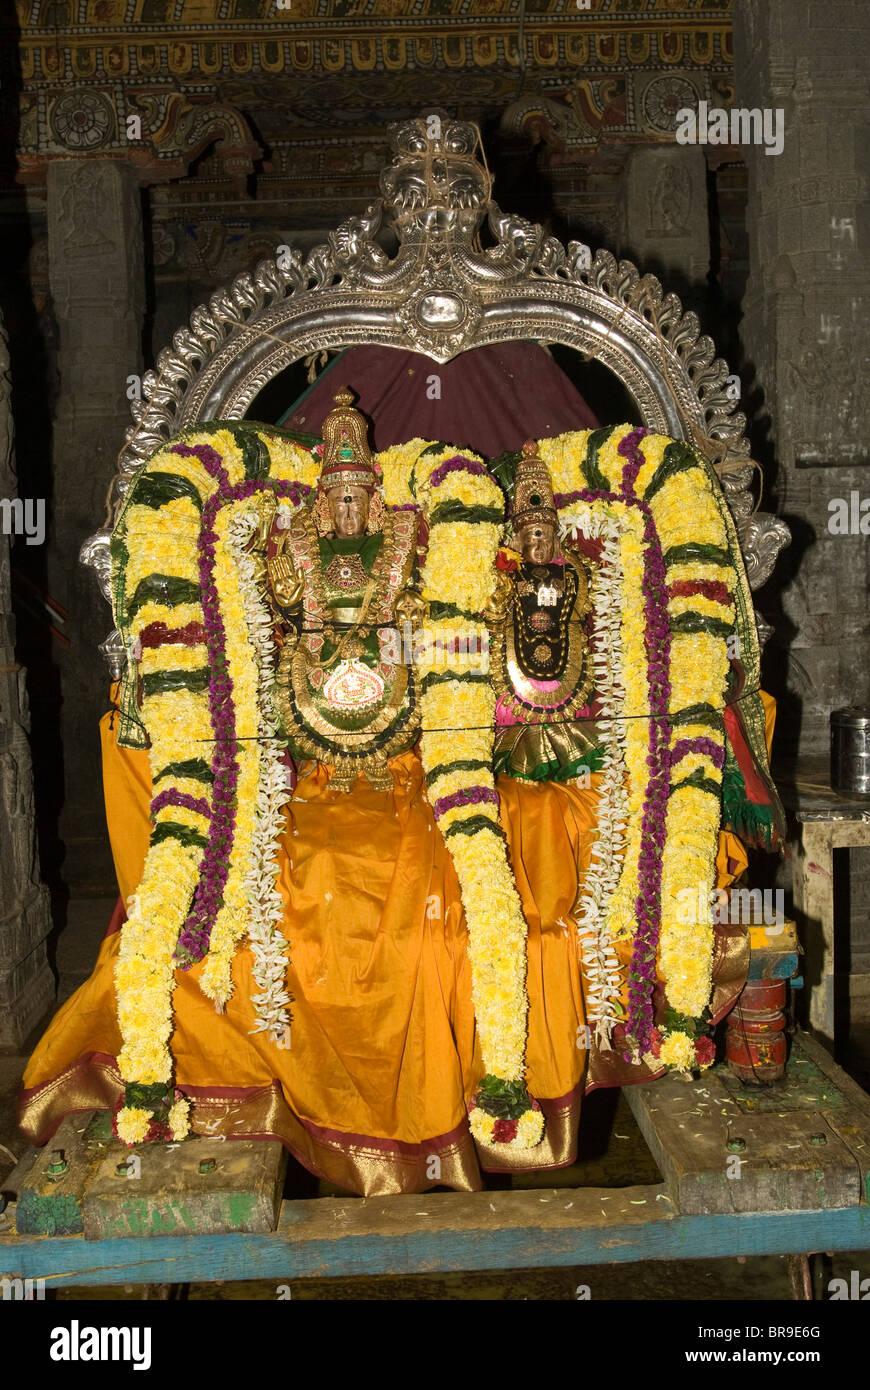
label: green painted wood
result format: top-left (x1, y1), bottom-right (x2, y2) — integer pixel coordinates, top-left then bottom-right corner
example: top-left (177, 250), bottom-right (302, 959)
top-left (11, 1113), bottom-right (286, 1241)
top-left (796, 1030), bottom-right (870, 1118)
top-left (82, 1137), bottom-right (287, 1239)
top-left (822, 1105), bottom-right (870, 1205)
top-left (2, 1193), bottom-right (870, 1288)
top-left (10, 1114), bottom-right (96, 1236)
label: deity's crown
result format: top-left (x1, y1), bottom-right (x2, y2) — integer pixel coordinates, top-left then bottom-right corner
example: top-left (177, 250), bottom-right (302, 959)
top-left (317, 388), bottom-right (379, 492)
top-left (511, 440), bottom-right (557, 530)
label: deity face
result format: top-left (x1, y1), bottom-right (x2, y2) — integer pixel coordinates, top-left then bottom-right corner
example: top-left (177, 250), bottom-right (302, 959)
top-left (517, 519), bottom-right (557, 565)
top-left (327, 485), bottom-right (370, 538)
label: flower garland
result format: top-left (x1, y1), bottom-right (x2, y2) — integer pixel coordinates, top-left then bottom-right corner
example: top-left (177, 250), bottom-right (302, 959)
top-left (410, 447), bottom-right (544, 1149)
top-left (226, 499), bottom-right (297, 1044)
top-left (110, 426), bottom-right (314, 1139)
top-left (557, 499), bottom-right (629, 1046)
top-left (111, 417), bottom-right (742, 1152)
top-left (544, 425), bottom-right (738, 1072)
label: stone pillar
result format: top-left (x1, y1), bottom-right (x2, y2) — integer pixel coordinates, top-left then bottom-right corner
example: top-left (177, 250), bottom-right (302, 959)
top-left (0, 313), bottom-right (54, 1048)
top-left (734, 0), bottom-right (870, 760)
top-left (47, 159), bottom-right (145, 888)
top-left (735, 0), bottom-right (870, 998)
top-left (620, 146), bottom-right (710, 306)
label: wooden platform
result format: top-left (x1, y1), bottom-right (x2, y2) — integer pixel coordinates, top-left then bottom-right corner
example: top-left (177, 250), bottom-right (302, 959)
top-left (2, 1031), bottom-right (869, 1290)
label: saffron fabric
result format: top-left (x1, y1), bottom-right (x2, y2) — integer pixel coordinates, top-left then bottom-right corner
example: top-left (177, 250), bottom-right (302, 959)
top-left (20, 694), bottom-right (775, 1194)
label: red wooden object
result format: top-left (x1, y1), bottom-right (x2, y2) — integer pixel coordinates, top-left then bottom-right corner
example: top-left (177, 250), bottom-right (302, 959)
top-left (725, 978), bottom-right (788, 1083)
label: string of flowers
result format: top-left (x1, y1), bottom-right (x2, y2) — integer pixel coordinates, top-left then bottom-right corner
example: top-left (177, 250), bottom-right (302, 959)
top-left (618, 427), bottom-right (673, 1056)
top-left (111, 427), bottom-right (315, 1140)
top-left (226, 495), bottom-right (301, 1044)
top-left (540, 426), bottom-right (737, 1073)
top-left (171, 444), bottom-right (239, 969)
top-left (110, 417), bottom-right (742, 1151)
top-left (411, 447), bottom-right (544, 1149)
top-left (558, 500), bottom-right (629, 1046)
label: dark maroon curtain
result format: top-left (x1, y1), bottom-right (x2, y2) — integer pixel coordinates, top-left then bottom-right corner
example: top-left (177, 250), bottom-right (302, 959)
top-left (279, 342), bottom-right (598, 455)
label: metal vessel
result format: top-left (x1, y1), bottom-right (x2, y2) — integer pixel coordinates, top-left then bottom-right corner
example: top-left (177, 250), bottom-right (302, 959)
top-left (831, 706), bottom-right (870, 795)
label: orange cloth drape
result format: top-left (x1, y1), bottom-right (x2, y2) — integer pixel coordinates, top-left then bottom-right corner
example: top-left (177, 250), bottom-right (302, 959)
top-left (21, 696), bottom-right (775, 1194)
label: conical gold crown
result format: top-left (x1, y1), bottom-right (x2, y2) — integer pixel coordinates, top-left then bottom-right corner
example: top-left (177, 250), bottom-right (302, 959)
top-left (511, 440), bottom-right (557, 529)
top-left (318, 388), bottom-right (378, 491)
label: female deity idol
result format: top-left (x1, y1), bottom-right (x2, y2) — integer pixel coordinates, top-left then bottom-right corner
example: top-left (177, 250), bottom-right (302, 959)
top-left (487, 440), bottom-right (602, 784)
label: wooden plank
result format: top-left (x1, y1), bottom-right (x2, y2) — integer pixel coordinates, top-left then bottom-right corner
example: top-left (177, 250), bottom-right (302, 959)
top-left (624, 1067), bottom-right (860, 1213)
top-left (2, 1192), bottom-right (870, 1287)
top-left (718, 1038), bottom-right (848, 1113)
top-left (82, 1135), bottom-right (287, 1239)
top-left (9, 1113), bottom-right (97, 1236)
top-left (791, 819), bottom-right (870, 1048)
top-left (796, 1028), bottom-right (870, 1117)
top-left (822, 1105), bottom-right (870, 1205)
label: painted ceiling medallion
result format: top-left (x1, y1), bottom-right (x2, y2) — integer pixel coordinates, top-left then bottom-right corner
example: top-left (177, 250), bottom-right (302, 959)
top-left (50, 90), bottom-right (114, 150)
top-left (641, 75), bottom-right (700, 133)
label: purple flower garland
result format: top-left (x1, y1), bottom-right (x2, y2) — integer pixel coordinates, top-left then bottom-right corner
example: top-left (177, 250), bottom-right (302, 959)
top-left (428, 455), bottom-right (488, 489)
top-left (432, 785), bottom-right (499, 820)
top-left (557, 431), bottom-right (681, 1053)
top-left (167, 447), bottom-right (310, 968)
top-left (617, 428), bottom-right (675, 1053)
top-left (671, 737), bottom-right (725, 771)
top-left (151, 788), bottom-right (211, 821)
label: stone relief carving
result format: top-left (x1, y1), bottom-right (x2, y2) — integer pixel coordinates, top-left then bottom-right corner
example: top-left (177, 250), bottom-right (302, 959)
top-left (58, 163), bottom-right (116, 255)
top-left (81, 116), bottom-right (789, 669)
top-left (647, 164), bottom-right (691, 235)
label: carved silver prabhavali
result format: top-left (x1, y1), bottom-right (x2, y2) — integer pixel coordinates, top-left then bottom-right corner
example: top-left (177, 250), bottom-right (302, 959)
top-left (81, 116), bottom-right (789, 673)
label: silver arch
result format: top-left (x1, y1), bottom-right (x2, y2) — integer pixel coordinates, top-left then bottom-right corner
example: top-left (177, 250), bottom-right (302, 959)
top-left (81, 117), bottom-right (789, 674)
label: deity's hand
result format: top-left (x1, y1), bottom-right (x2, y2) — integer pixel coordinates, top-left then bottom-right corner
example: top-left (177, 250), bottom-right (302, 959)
top-left (482, 571), bottom-right (513, 628)
top-left (267, 555), bottom-right (306, 613)
top-left (395, 587), bottom-right (429, 632)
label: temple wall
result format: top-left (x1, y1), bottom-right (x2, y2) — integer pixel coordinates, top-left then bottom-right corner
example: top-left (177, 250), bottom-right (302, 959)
top-left (0, 309), bottom-right (54, 1048)
top-left (734, 0), bottom-right (870, 986)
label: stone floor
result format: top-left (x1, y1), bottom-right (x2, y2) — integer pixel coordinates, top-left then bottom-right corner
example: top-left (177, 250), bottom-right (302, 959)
top-left (2, 895), bottom-right (870, 1301)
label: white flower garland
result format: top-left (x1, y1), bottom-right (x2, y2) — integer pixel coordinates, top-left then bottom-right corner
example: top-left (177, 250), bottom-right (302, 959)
top-left (559, 503), bottom-right (629, 1045)
top-left (227, 505), bottom-right (294, 1044)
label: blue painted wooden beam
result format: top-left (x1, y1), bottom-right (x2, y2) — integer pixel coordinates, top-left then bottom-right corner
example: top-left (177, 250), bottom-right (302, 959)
top-left (2, 1186), bottom-right (869, 1288)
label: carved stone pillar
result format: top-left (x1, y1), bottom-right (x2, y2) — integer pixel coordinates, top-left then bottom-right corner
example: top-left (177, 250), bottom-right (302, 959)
top-left (734, 0), bottom-right (870, 760)
top-left (620, 146), bottom-right (710, 304)
top-left (0, 313), bottom-right (54, 1048)
top-left (47, 159), bottom-right (145, 886)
